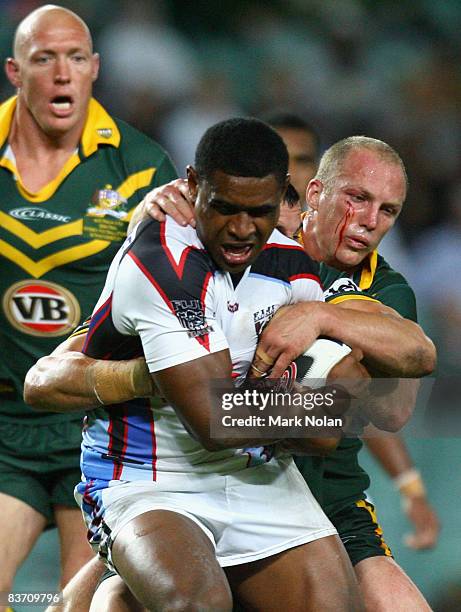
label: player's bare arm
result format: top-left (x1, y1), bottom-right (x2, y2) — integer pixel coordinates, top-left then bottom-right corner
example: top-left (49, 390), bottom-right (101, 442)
top-left (25, 332), bottom-right (345, 454)
top-left (24, 333), bottom-right (154, 412)
top-left (365, 432), bottom-right (440, 550)
top-left (252, 300), bottom-right (435, 379)
top-left (152, 346), bottom-right (353, 453)
top-left (279, 348), bottom-right (369, 456)
top-left (334, 298), bottom-right (436, 375)
top-left (333, 298), bottom-right (431, 430)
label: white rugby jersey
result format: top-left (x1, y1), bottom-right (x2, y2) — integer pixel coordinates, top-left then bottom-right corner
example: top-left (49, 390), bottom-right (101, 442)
top-left (81, 217), bottom-right (323, 483)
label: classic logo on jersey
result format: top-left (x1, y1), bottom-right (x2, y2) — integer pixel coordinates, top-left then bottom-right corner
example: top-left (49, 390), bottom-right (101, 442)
top-left (171, 299), bottom-right (213, 339)
top-left (83, 184), bottom-right (129, 242)
top-left (253, 304), bottom-right (277, 336)
top-left (9, 207), bottom-right (71, 224)
top-left (324, 278), bottom-right (361, 300)
top-left (3, 280), bottom-right (81, 337)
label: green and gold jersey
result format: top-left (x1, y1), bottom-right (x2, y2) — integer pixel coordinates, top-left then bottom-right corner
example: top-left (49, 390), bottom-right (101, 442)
top-left (0, 97), bottom-right (177, 423)
top-left (296, 250), bottom-right (418, 513)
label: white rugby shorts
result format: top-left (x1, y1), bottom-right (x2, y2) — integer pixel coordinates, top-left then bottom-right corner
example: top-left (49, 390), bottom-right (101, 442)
top-left (76, 455), bottom-right (336, 571)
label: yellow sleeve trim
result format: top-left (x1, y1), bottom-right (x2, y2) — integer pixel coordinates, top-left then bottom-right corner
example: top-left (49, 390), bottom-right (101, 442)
top-left (328, 294), bottom-right (380, 305)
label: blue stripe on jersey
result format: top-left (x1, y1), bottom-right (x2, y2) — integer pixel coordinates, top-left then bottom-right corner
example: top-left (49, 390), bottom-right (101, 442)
top-left (81, 446), bottom-right (162, 482)
top-left (81, 404), bottom-right (156, 481)
top-left (81, 446), bottom-right (115, 481)
top-left (123, 407), bottom-right (157, 468)
top-left (248, 272), bottom-right (291, 287)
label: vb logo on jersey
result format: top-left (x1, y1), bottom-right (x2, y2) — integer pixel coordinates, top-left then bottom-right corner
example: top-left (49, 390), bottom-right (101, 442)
top-left (3, 280), bottom-right (80, 337)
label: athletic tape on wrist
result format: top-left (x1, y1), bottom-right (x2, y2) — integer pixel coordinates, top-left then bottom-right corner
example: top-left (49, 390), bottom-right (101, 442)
top-left (393, 468), bottom-right (426, 498)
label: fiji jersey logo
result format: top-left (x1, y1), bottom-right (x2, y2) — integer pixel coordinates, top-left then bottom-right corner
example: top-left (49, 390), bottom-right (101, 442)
top-left (227, 301), bottom-right (239, 313)
top-left (324, 278), bottom-right (361, 300)
top-left (3, 280), bottom-right (80, 337)
top-left (253, 304), bottom-right (276, 336)
top-left (86, 185), bottom-right (129, 220)
top-left (171, 299), bottom-right (213, 339)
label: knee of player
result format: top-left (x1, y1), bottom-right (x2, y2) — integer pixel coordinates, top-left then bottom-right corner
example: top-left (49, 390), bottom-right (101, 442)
top-left (91, 574), bottom-right (144, 612)
top-left (160, 585), bottom-right (233, 612)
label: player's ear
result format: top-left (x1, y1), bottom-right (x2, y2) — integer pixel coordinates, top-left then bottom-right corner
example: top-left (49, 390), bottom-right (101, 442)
top-left (306, 179), bottom-right (322, 212)
top-left (5, 58), bottom-right (21, 88)
top-left (186, 165), bottom-right (199, 203)
top-left (91, 53), bottom-right (100, 82)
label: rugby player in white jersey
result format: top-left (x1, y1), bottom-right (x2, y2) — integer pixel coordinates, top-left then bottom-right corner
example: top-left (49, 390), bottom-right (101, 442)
top-left (25, 124), bottom-right (434, 612)
top-left (26, 118), bottom-right (368, 611)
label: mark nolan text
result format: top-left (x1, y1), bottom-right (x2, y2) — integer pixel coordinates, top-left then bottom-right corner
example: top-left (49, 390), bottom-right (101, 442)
top-left (269, 415), bottom-right (343, 427)
top-left (221, 415), bottom-right (343, 427)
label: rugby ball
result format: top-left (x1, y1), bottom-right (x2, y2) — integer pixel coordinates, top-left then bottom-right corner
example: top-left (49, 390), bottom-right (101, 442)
top-left (291, 337), bottom-right (352, 389)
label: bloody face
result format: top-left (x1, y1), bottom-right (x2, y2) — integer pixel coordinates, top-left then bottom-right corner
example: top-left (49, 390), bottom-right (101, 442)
top-left (305, 148), bottom-right (406, 270)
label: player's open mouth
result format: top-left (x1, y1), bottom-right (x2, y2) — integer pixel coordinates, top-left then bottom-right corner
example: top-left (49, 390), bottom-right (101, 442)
top-left (221, 243), bottom-right (254, 266)
top-left (50, 96), bottom-right (74, 115)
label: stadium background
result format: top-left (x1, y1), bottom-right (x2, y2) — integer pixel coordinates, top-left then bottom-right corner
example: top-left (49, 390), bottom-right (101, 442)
top-left (1, 0), bottom-right (460, 608)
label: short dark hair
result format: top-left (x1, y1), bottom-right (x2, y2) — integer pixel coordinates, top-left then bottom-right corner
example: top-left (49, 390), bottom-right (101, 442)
top-left (284, 183), bottom-right (300, 207)
top-left (260, 111), bottom-right (320, 155)
top-left (194, 117), bottom-right (288, 188)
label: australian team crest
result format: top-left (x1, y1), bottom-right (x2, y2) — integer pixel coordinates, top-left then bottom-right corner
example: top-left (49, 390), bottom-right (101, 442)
top-left (83, 185), bottom-right (130, 242)
top-left (86, 185), bottom-right (129, 220)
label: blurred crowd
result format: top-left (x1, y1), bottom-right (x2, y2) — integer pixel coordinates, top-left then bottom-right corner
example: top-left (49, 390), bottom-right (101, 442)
top-left (0, 0), bottom-right (459, 362)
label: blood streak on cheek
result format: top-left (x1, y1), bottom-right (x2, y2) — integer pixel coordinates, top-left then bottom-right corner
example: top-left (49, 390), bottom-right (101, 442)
top-left (333, 203), bottom-right (354, 258)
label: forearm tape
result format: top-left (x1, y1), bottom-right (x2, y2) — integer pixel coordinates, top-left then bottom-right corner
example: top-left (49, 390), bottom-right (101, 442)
top-left (86, 359), bottom-right (152, 405)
